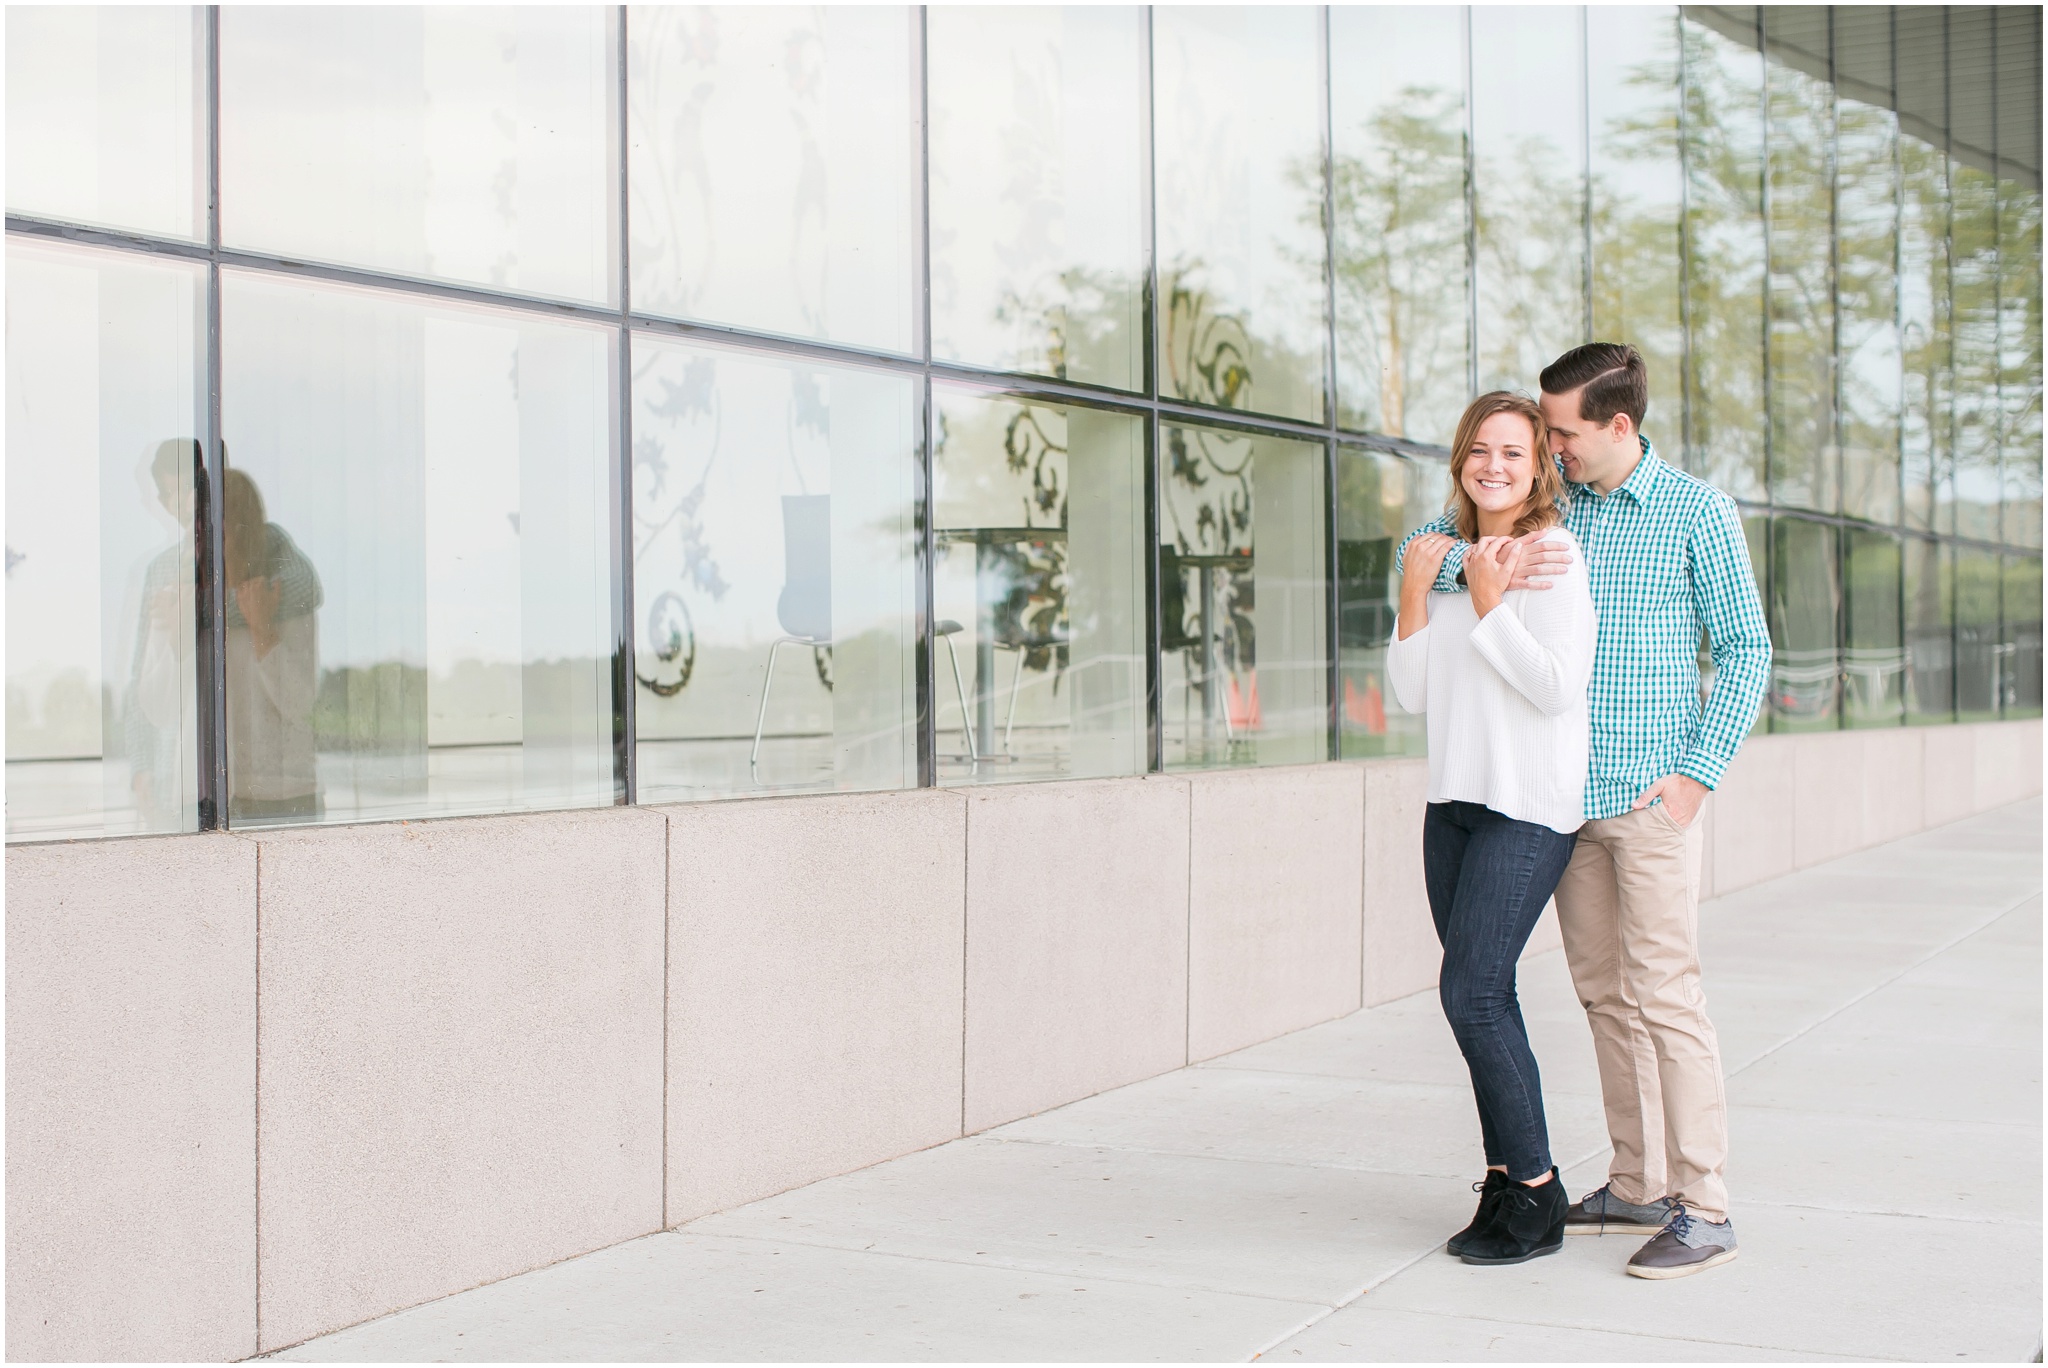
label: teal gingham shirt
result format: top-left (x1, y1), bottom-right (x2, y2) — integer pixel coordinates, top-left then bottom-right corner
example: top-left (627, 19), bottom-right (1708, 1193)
top-left (1396, 438), bottom-right (1771, 821)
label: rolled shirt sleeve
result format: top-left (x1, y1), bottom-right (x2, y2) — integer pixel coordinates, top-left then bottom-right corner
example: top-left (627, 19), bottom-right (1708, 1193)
top-left (1394, 512), bottom-right (1469, 595)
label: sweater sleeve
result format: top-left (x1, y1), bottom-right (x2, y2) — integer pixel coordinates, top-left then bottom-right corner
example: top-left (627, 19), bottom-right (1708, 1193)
top-left (1386, 616), bottom-right (1429, 714)
top-left (1467, 534), bottom-right (1596, 718)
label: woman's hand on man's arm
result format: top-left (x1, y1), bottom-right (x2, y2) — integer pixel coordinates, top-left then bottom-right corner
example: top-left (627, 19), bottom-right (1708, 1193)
top-left (1464, 536), bottom-right (1523, 618)
top-left (1397, 533), bottom-right (1454, 641)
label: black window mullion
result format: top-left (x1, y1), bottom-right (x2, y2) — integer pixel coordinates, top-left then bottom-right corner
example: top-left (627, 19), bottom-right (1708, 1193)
top-left (612, 4), bottom-right (637, 807)
top-left (198, 4), bottom-right (228, 831)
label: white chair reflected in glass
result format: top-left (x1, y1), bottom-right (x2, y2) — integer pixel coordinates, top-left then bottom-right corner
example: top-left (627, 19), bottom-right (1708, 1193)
top-left (750, 494), bottom-right (831, 776)
top-left (749, 494), bottom-right (975, 777)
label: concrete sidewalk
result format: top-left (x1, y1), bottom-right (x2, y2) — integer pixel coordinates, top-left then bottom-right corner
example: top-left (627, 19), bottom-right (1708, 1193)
top-left (275, 800), bottom-right (2042, 1363)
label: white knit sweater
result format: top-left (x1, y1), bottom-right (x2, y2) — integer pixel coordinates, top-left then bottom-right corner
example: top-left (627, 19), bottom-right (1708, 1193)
top-left (1387, 528), bottom-right (1596, 834)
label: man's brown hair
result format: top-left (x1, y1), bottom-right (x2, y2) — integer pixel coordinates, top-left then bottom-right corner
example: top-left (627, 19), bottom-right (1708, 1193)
top-left (1539, 342), bottom-right (1648, 434)
top-left (1444, 391), bottom-right (1564, 544)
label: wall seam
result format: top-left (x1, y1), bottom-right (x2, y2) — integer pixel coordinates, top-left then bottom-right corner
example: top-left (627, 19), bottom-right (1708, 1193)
top-left (1184, 779), bottom-right (1193, 1066)
top-left (959, 794), bottom-right (970, 1136)
top-left (661, 813), bottom-right (670, 1228)
top-left (250, 834), bottom-right (262, 1356)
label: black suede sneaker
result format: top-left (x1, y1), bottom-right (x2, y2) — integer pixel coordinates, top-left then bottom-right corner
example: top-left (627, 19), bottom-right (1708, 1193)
top-left (1459, 1169), bottom-right (1568, 1266)
top-left (1445, 1170), bottom-right (1509, 1257)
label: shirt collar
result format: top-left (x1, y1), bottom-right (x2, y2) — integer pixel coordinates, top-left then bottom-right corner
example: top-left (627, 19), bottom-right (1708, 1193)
top-left (1572, 434), bottom-right (1663, 504)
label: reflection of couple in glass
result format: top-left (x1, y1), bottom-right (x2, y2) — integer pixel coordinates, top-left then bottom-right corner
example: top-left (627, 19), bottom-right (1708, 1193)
top-left (1391, 343), bottom-right (1771, 1279)
top-left (134, 440), bottom-right (323, 825)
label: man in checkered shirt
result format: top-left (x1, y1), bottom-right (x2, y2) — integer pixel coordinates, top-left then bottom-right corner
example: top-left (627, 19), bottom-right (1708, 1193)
top-left (1397, 343), bottom-right (1771, 1279)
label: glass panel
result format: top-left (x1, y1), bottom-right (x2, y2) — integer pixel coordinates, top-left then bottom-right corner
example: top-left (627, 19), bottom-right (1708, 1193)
top-left (1764, 7), bottom-right (1835, 513)
top-left (1903, 537), bottom-right (1952, 724)
top-left (1739, 510), bottom-right (1770, 737)
top-left (628, 6), bottom-right (916, 354)
top-left (1329, 6), bottom-right (1467, 444)
top-left (1160, 422), bottom-right (1327, 768)
top-left (1900, 88), bottom-right (1951, 535)
top-left (6, 239), bottom-right (205, 842)
top-left (1948, 9), bottom-right (2002, 544)
top-left (1153, 6), bottom-right (1326, 423)
top-left (220, 274), bottom-right (617, 826)
top-left (1951, 157), bottom-right (2003, 543)
top-left (6, 6), bottom-right (205, 241)
top-left (1337, 445), bottom-right (1446, 759)
top-left (1834, 8), bottom-right (1902, 526)
top-left (930, 390), bottom-right (1145, 784)
top-left (2004, 555), bottom-right (2043, 719)
top-left (1471, 6), bottom-right (1587, 395)
top-left (220, 7), bottom-right (616, 306)
top-left (1998, 177), bottom-right (2043, 549)
top-left (1953, 544), bottom-right (2000, 720)
top-left (1681, 12), bottom-right (1767, 500)
top-left (631, 337), bottom-right (917, 800)
top-left (1768, 516), bottom-right (1838, 732)
top-left (927, 7), bottom-right (1145, 390)
top-left (1842, 529), bottom-right (1903, 728)
top-left (1590, 7), bottom-right (1683, 445)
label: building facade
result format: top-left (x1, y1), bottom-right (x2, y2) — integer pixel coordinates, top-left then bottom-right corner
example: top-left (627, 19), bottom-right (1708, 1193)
top-left (6, 5), bottom-right (2043, 1360)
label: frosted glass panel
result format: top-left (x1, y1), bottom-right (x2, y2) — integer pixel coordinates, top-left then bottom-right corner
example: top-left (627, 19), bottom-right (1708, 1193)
top-left (6, 239), bottom-right (206, 841)
top-left (928, 6), bottom-right (1146, 390)
top-left (631, 337), bottom-right (918, 799)
top-left (1330, 6), bottom-right (1468, 444)
top-left (6, 5), bottom-right (205, 241)
top-left (629, 6), bottom-right (917, 354)
top-left (221, 6), bottom-right (617, 304)
top-left (1154, 6), bottom-right (1327, 423)
top-left (221, 273), bottom-right (617, 826)
top-left (1472, 6), bottom-right (1587, 394)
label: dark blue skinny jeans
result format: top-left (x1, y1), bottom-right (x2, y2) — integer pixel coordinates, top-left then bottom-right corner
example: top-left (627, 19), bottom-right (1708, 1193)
top-left (1422, 800), bottom-right (1579, 1183)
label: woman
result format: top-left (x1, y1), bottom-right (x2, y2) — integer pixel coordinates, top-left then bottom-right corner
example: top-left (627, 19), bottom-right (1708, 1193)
top-left (1389, 391), bottom-right (1595, 1267)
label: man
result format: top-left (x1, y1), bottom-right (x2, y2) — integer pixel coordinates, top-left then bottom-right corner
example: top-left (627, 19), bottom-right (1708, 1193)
top-left (1397, 343), bottom-right (1771, 1279)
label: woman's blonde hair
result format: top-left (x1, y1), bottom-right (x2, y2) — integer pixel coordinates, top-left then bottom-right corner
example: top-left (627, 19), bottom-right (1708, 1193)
top-left (1445, 390), bottom-right (1565, 544)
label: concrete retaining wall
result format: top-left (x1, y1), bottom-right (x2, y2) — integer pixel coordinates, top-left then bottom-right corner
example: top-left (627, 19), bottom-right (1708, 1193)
top-left (6, 719), bottom-right (2038, 1359)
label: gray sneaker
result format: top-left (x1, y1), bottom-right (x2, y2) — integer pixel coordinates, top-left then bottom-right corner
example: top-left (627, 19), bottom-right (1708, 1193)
top-left (1565, 1183), bottom-right (1676, 1235)
top-left (1626, 1207), bottom-right (1739, 1279)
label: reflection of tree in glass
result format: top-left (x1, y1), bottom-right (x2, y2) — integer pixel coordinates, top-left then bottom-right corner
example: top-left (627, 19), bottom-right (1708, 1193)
top-left (1681, 20), bottom-right (1768, 497)
top-left (1900, 132), bottom-right (1950, 528)
top-left (1835, 90), bottom-right (1903, 521)
top-left (1950, 161), bottom-right (2003, 541)
top-left (1998, 184), bottom-right (2044, 546)
top-left (1324, 87), bottom-right (1468, 442)
top-left (1765, 61), bottom-right (1836, 510)
top-left (1590, 44), bottom-right (1683, 441)
top-left (994, 265), bottom-right (1140, 386)
top-left (1474, 131), bottom-right (1585, 394)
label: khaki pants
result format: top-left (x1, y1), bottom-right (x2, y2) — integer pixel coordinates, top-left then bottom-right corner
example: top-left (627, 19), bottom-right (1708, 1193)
top-left (1556, 803), bottom-right (1729, 1222)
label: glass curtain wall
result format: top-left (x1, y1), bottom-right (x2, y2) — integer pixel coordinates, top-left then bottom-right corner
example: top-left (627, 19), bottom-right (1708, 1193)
top-left (1590, 7), bottom-right (1684, 437)
top-left (6, 4), bottom-right (2041, 841)
top-left (1336, 444), bottom-right (1447, 758)
top-left (1159, 423), bottom-right (1328, 769)
top-left (1471, 7), bottom-right (1589, 395)
top-left (1329, 6), bottom-right (1468, 445)
top-left (931, 389), bottom-right (1147, 783)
